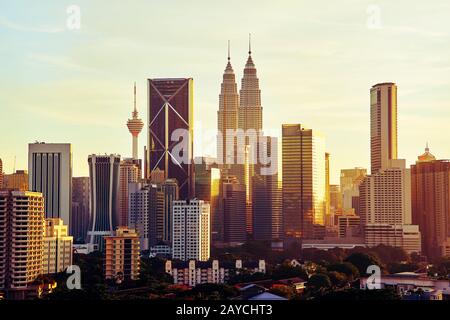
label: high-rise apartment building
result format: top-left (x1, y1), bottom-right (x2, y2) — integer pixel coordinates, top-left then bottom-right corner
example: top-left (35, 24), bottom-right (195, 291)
top-left (3, 170), bottom-right (28, 191)
top-left (172, 200), bottom-right (210, 261)
top-left (43, 218), bottom-right (73, 274)
top-left (88, 154), bottom-right (120, 250)
top-left (104, 227), bottom-right (140, 281)
top-left (370, 83), bottom-right (398, 174)
top-left (340, 168), bottom-right (367, 215)
top-left (127, 83), bottom-right (144, 160)
top-left (71, 177), bottom-right (90, 243)
top-left (28, 142), bottom-right (72, 228)
top-left (282, 124), bottom-right (326, 240)
top-left (147, 78), bottom-right (194, 200)
top-left (0, 190), bottom-right (44, 299)
top-left (161, 179), bottom-right (179, 243)
top-left (118, 159), bottom-right (140, 227)
top-left (411, 146), bottom-right (450, 259)
top-left (194, 157), bottom-right (221, 242)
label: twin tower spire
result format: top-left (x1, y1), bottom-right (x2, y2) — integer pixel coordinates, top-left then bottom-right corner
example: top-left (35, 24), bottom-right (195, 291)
top-left (217, 34), bottom-right (263, 166)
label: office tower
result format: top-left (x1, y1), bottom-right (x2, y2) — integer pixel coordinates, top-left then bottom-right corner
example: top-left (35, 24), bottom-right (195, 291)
top-left (150, 168), bottom-right (165, 184)
top-left (330, 185), bottom-right (343, 214)
top-left (221, 176), bottom-right (246, 244)
top-left (128, 182), bottom-right (150, 250)
top-left (28, 142), bottom-right (72, 228)
top-left (104, 227), bottom-right (140, 281)
top-left (217, 42), bottom-right (239, 167)
top-left (172, 199), bottom-right (210, 261)
top-left (148, 183), bottom-right (165, 246)
top-left (127, 82), bottom-right (144, 160)
top-left (3, 170), bottom-right (28, 191)
top-left (0, 190), bottom-right (44, 299)
top-left (325, 153), bottom-right (331, 225)
top-left (411, 146), bottom-right (450, 259)
top-left (370, 83), bottom-right (398, 174)
top-left (194, 157), bottom-right (221, 241)
top-left (118, 159), bottom-right (140, 227)
top-left (252, 136), bottom-right (282, 241)
top-left (161, 179), bottom-right (179, 243)
top-left (71, 177), bottom-right (90, 243)
top-left (147, 78), bottom-right (194, 200)
top-left (43, 218), bottom-right (73, 274)
top-left (282, 124), bottom-right (326, 240)
top-left (88, 154), bottom-right (120, 250)
top-left (0, 158), bottom-right (3, 188)
top-left (359, 159), bottom-right (421, 253)
top-left (340, 168), bottom-right (367, 215)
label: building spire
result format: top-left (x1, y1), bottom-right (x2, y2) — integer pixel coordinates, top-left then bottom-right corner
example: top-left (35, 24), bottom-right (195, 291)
top-left (426, 141), bottom-right (429, 152)
top-left (133, 82), bottom-right (137, 113)
top-left (228, 40), bottom-right (230, 61)
top-left (248, 33), bottom-right (252, 55)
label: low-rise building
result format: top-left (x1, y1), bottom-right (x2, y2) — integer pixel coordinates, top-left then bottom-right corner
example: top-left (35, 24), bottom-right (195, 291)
top-left (43, 218), bottom-right (73, 274)
top-left (165, 259), bottom-right (266, 287)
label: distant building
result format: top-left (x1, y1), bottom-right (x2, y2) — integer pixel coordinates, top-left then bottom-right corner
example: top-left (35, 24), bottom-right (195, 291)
top-left (411, 146), bottom-right (450, 259)
top-left (2, 170), bottom-right (28, 191)
top-left (71, 177), bottom-right (90, 243)
top-left (118, 159), bottom-right (140, 227)
top-left (128, 182), bottom-right (150, 250)
top-left (147, 78), bottom-right (195, 200)
top-left (88, 154), bottom-right (120, 251)
top-left (337, 215), bottom-right (361, 238)
top-left (340, 167), bottom-right (367, 215)
top-left (194, 157), bottom-right (221, 242)
top-left (0, 158), bottom-right (3, 188)
top-left (43, 218), bottom-right (73, 274)
top-left (28, 142), bottom-right (72, 228)
top-left (360, 272), bottom-right (450, 300)
top-left (359, 159), bottom-right (421, 254)
top-left (165, 259), bottom-right (266, 287)
top-left (0, 190), bottom-right (44, 300)
top-left (282, 124), bottom-right (326, 240)
top-left (104, 227), bottom-right (140, 282)
top-left (301, 237), bottom-right (366, 250)
top-left (172, 199), bottom-right (210, 261)
top-left (221, 176), bottom-right (246, 245)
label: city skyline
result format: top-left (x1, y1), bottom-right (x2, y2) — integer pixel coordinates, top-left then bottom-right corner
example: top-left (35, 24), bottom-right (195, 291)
top-left (2, 1), bottom-right (450, 185)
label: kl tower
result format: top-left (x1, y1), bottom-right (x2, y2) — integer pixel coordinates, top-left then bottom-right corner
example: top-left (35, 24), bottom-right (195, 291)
top-left (127, 82), bottom-right (144, 159)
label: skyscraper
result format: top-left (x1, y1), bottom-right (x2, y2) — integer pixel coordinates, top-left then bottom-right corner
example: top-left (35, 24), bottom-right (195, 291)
top-left (71, 177), bottom-right (90, 243)
top-left (370, 83), bottom-right (398, 174)
top-left (0, 190), bottom-right (44, 299)
top-left (340, 167), bottom-right (367, 215)
top-left (87, 154), bottom-right (120, 250)
top-left (172, 199), bottom-right (210, 262)
top-left (282, 124), bottom-right (326, 240)
top-left (147, 78), bottom-right (194, 200)
top-left (118, 159), bottom-right (140, 227)
top-left (28, 142), bottom-right (72, 228)
top-left (252, 136), bottom-right (282, 241)
top-left (325, 153), bottom-right (331, 226)
top-left (127, 83), bottom-right (144, 160)
top-left (411, 146), bottom-right (450, 259)
top-left (161, 179), bottom-right (179, 243)
top-left (128, 182), bottom-right (150, 250)
top-left (221, 176), bottom-right (246, 245)
top-left (217, 42), bottom-right (239, 167)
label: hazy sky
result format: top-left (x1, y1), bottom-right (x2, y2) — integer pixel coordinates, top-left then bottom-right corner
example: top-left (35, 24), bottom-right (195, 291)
top-left (1, 0), bottom-right (450, 184)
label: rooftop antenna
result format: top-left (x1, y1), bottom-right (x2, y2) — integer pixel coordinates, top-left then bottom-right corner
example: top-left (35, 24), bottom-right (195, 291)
top-left (13, 155), bottom-right (16, 173)
top-left (227, 40), bottom-right (230, 61)
top-left (248, 33), bottom-right (252, 55)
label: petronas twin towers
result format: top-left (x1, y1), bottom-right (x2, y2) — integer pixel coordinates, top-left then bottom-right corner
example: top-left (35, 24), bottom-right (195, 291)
top-left (217, 37), bottom-right (263, 168)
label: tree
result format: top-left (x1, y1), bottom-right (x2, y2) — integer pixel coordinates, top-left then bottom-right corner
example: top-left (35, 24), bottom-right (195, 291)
top-left (269, 284), bottom-right (296, 299)
top-left (327, 271), bottom-right (348, 288)
top-left (344, 252), bottom-right (382, 276)
top-left (307, 273), bottom-right (332, 292)
top-left (326, 262), bottom-right (360, 281)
